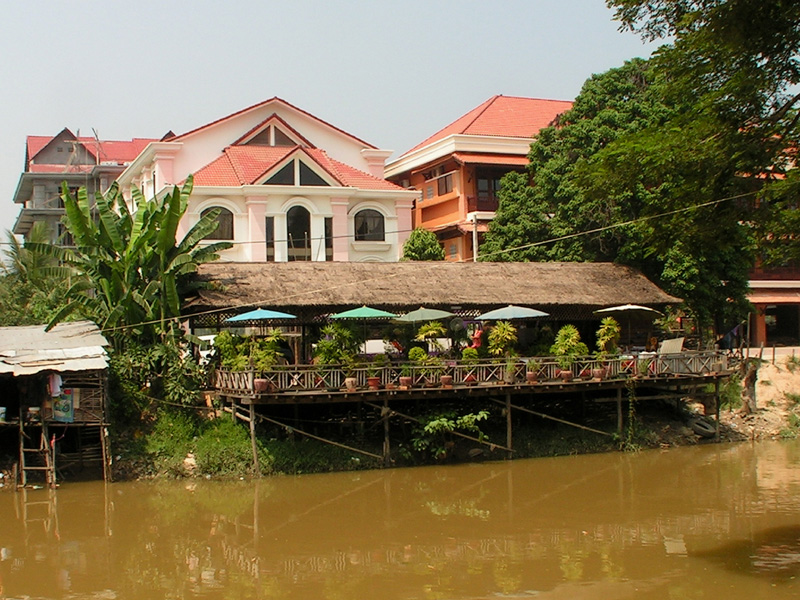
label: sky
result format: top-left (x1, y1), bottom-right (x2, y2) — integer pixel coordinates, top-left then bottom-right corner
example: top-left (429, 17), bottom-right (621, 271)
top-left (0, 0), bottom-right (661, 236)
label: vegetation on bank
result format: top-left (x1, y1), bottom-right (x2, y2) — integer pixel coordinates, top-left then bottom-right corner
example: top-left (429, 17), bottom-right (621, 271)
top-left (110, 393), bottom-right (678, 480)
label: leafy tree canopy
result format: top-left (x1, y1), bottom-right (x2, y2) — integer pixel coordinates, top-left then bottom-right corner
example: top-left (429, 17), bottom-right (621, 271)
top-left (0, 222), bottom-right (71, 326)
top-left (607, 0), bottom-right (800, 265)
top-left (402, 227), bottom-right (445, 261)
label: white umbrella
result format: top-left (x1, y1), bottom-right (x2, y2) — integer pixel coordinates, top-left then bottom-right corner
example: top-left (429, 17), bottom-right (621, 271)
top-left (593, 305), bottom-right (663, 348)
top-left (477, 305), bottom-right (549, 321)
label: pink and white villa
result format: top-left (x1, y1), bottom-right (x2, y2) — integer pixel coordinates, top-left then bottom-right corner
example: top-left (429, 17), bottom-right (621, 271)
top-left (115, 98), bottom-right (418, 262)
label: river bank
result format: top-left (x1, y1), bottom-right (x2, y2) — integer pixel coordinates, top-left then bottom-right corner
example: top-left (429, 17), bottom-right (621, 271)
top-left (4, 355), bottom-right (797, 486)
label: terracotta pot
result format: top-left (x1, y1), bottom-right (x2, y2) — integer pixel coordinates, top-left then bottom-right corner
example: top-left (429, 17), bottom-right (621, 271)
top-left (464, 373), bottom-right (477, 386)
top-left (367, 376), bottom-right (381, 390)
top-left (253, 378), bottom-right (270, 392)
top-left (399, 376), bottom-right (413, 389)
top-left (526, 371), bottom-right (538, 383)
top-left (440, 374), bottom-right (453, 388)
top-left (591, 367), bottom-right (607, 380)
top-left (558, 370), bottom-right (574, 382)
top-left (344, 377), bottom-right (358, 391)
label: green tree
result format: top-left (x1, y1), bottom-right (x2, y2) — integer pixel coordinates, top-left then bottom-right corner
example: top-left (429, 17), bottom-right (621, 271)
top-left (482, 56), bottom-right (756, 338)
top-left (607, 0), bottom-right (800, 265)
top-left (482, 58), bottom-right (676, 264)
top-left (401, 227), bottom-right (445, 261)
top-left (0, 222), bottom-right (70, 326)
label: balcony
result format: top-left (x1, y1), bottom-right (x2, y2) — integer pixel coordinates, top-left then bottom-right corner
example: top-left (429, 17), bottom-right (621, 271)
top-left (467, 195), bottom-right (499, 213)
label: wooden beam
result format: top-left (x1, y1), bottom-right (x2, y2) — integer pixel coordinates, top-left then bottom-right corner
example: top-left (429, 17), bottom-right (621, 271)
top-left (255, 413), bottom-right (383, 460)
top-left (494, 399), bottom-right (613, 437)
top-left (364, 401), bottom-right (514, 454)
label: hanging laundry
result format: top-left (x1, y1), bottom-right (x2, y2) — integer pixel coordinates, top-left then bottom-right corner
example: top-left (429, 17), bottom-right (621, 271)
top-left (49, 372), bottom-right (62, 397)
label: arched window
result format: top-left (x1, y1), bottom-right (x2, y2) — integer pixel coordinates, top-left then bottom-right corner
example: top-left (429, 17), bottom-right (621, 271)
top-left (201, 207), bottom-right (233, 240)
top-left (354, 209), bottom-right (384, 242)
top-left (287, 205), bottom-right (311, 261)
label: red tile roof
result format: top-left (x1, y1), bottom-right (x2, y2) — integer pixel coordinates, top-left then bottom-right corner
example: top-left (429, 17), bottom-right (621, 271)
top-left (26, 132), bottom-right (157, 167)
top-left (193, 145), bottom-right (404, 191)
top-left (401, 95), bottom-right (573, 156)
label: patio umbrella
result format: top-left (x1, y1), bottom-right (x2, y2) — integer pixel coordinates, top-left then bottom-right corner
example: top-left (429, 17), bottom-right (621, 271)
top-left (477, 305), bottom-right (549, 321)
top-left (593, 304), bottom-right (663, 317)
top-left (329, 306), bottom-right (398, 320)
top-left (395, 307), bottom-right (455, 323)
top-left (330, 306), bottom-right (398, 352)
top-left (593, 304), bottom-right (663, 348)
top-left (225, 308), bottom-right (297, 322)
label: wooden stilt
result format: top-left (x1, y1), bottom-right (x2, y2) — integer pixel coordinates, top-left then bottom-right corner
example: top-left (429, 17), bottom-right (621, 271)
top-left (249, 403), bottom-right (260, 476)
top-left (506, 393), bottom-right (512, 460)
top-left (617, 387), bottom-right (623, 435)
top-left (715, 379), bottom-right (721, 442)
top-left (382, 397), bottom-right (391, 467)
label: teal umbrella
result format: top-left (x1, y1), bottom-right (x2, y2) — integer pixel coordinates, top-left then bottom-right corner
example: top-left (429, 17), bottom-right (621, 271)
top-left (330, 306), bottom-right (398, 320)
top-left (225, 308), bottom-right (296, 322)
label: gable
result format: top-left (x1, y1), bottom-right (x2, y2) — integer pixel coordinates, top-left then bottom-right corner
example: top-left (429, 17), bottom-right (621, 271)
top-left (233, 114), bottom-right (315, 149)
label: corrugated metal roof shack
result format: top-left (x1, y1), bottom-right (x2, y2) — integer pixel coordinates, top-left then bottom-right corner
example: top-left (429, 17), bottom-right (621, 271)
top-left (0, 321), bottom-right (110, 487)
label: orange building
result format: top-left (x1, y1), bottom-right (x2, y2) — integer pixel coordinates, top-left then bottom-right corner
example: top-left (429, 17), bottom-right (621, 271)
top-left (385, 95), bottom-right (572, 261)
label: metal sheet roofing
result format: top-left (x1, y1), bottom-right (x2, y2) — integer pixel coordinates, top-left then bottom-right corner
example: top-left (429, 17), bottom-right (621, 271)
top-left (0, 321), bottom-right (109, 376)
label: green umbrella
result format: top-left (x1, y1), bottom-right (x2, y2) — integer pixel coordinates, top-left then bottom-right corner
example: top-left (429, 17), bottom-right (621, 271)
top-left (330, 306), bottom-right (398, 352)
top-left (330, 306), bottom-right (398, 320)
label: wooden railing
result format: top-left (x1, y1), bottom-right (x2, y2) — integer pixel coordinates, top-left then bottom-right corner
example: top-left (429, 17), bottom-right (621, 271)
top-left (213, 351), bottom-right (728, 396)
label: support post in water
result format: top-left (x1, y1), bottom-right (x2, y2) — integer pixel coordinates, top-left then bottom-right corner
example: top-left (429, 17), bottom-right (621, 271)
top-left (383, 398), bottom-right (391, 467)
top-left (506, 393), bottom-right (512, 460)
top-left (250, 403), bottom-right (260, 476)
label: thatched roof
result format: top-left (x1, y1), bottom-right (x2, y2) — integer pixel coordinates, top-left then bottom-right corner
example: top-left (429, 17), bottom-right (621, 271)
top-left (191, 261), bottom-right (680, 321)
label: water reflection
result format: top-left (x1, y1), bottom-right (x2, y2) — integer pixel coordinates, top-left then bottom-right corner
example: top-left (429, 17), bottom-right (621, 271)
top-left (1, 441), bottom-right (800, 598)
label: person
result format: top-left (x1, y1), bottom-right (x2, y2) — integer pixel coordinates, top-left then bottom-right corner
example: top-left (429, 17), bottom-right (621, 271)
top-left (470, 327), bottom-right (483, 349)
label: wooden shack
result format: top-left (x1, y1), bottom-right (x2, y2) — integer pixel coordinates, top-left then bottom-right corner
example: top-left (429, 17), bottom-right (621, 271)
top-left (0, 321), bottom-right (110, 487)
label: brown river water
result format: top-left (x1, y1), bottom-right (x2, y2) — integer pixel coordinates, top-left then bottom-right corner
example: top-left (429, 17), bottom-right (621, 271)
top-left (2, 440), bottom-right (800, 599)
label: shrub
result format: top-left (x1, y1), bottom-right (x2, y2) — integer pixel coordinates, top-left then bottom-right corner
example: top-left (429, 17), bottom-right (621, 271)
top-left (194, 418), bottom-right (273, 477)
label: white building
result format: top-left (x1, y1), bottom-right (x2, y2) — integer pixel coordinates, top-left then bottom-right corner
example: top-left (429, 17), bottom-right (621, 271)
top-left (116, 98), bottom-right (418, 262)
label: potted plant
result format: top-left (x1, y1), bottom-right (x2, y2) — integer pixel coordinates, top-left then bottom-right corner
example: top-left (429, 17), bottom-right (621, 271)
top-left (399, 363), bottom-right (413, 389)
top-left (461, 347), bottom-right (479, 385)
top-left (526, 359), bottom-right (542, 383)
top-left (487, 321), bottom-right (518, 384)
top-left (593, 317), bottom-right (621, 379)
top-left (550, 324), bottom-right (588, 382)
top-left (556, 355), bottom-right (575, 382)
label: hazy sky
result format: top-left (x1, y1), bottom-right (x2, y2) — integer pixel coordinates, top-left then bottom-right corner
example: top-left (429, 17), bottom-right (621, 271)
top-left (0, 0), bottom-right (660, 235)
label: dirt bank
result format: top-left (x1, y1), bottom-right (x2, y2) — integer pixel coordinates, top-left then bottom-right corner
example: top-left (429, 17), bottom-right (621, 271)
top-left (655, 356), bottom-right (800, 447)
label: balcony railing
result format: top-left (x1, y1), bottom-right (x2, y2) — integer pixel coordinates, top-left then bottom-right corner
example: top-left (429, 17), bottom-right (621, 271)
top-left (467, 196), bottom-right (499, 213)
top-left (213, 351), bottom-right (729, 396)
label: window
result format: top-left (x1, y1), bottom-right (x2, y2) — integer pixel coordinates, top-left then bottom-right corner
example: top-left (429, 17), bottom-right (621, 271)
top-left (265, 216), bottom-right (275, 262)
top-left (265, 162), bottom-right (294, 185)
top-left (264, 159), bottom-right (330, 186)
top-left (202, 207), bottom-right (234, 240)
top-left (354, 209), bottom-right (384, 242)
top-left (325, 217), bottom-right (333, 261)
top-left (287, 206), bottom-right (311, 261)
top-left (300, 162), bottom-right (327, 186)
top-left (437, 173), bottom-right (453, 196)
